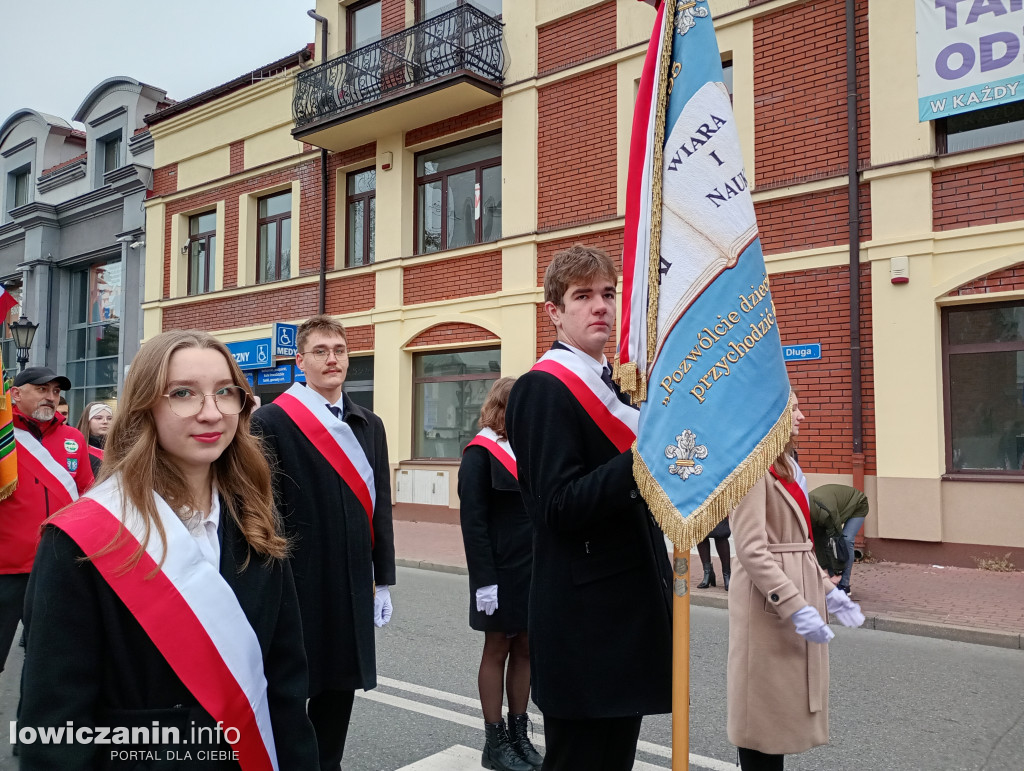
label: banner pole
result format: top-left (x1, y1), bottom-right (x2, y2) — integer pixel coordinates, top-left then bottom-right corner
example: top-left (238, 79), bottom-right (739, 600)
top-left (672, 545), bottom-right (690, 771)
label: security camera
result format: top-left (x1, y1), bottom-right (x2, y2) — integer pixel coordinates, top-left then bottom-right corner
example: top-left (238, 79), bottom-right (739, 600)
top-left (129, 240), bottom-right (145, 249)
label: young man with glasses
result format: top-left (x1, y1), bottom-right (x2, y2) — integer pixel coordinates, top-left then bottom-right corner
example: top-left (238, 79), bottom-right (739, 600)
top-left (252, 314), bottom-right (395, 771)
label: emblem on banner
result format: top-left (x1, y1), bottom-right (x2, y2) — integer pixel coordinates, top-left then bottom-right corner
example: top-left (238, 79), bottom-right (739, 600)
top-left (665, 429), bottom-right (707, 480)
top-left (675, 1), bottom-right (709, 36)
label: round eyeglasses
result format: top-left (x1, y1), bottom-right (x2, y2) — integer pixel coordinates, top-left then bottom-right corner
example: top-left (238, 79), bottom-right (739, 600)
top-left (301, 347), bottom-right (348, 361)
top-left (162, 386), bottom-right (248, 417)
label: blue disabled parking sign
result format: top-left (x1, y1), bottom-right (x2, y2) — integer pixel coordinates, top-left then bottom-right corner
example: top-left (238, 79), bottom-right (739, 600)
top-left (226, 338), bottom-right (273, 371)
top-left (274, 323), bottom-right (298, 357)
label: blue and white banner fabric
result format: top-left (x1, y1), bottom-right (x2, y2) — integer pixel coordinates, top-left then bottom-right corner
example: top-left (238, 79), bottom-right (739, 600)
top-left (628, 0), bottom-right (791, 550)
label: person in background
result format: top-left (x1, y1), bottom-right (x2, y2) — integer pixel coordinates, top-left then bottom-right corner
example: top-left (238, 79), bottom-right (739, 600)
top-left (695, 517), bottom-right (731, 590)
top-left (0, 367), bottom-right (92, 682)
top-left (727, 392), bottom-right (865, 770)
top-left (252, 314), bottom-right (395, 771)
top-left (77, 401), bottom-right (114, 476)
top-left (459, 376), bottom-right (541, 771)
top-left (809, 484), bottom-right (869, 596)
top-left (18, 330), bottom-right (318, 769)
top-left (55, 397), bottom-right (69, 420)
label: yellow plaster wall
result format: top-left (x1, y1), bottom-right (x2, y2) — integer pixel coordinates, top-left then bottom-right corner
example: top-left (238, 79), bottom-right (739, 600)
top-left (942, 481), bottom-right (1024, 548)
top-left (617, 0), bottom-right (655, 49)
top-left (537, 0), bottom-right (602, 27)
top-left (245, 126), bottom-right (305, 170)
top-left (504, 2), bottom-right (538, 82)
top-left (176, 148), bottom-right (230, 191)
top-left (501, 90), bottom-right (538, 237)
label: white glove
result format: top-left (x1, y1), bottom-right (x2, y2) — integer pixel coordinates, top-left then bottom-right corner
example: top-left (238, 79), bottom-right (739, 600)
top-left (476, 584), bottom-right (498, 616)
top-left (791, 605), bottom-right (834, 644)
top-left (373, 585), bottom-right (393, 627)
top-left (826, 588), bottom-right (865, 628)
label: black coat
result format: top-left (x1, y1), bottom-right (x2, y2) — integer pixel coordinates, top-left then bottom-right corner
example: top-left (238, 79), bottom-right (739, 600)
top-left (19, 503), bottom-right (318, 770)
top-left (252, 391), bottom-right (395, 695)
top-left (505, 364), bottom-right (673, 719)
top-left (458, 444), bottom-right (532, 632)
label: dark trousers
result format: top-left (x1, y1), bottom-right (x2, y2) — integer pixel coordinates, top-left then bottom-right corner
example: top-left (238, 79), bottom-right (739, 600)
top-left (308, 689), bottom-right (356, 771)
top-left (541, 714), bottom-right (643, 771)
top-left (738, 746), bottom-right (785, 770)
top-left (0, 574), bottom-right (29, 675)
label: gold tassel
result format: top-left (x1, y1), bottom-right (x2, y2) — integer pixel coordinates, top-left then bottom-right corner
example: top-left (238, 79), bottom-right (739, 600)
top-left (634, 402), bottom-right (793, 551)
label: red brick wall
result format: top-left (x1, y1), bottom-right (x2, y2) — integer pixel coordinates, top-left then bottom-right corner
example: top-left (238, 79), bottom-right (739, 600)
top-left (161, 273), bottom-right (375, 332)
top-left (537, 1), bottom-right (616, 77)
top-left (947, 262), bottom-right (1024, 296)
top-left (229, 141), bottom-right (244, 175)
top-left (405, 104), bottom-right (502, 147)
top-left (407, 323), bottom-right (499, 348)
top-left (382, 0), bottom-right (406, 36)
top-left (345, 324), bottom-right (375, 352)
top-left (403, 251), bottom-right (502, 305)
top-left (769, 264), bottom-right (875, 475)
top-left (537, 65), bottom-right (617, 231)
top-left (753, 0), bottom-right (870, 187)
top-left (535, 229), bottom-right (624, 360)
top-left (754, 184), bottom-right (871, 255)
top-left (933, 156), bottom-right (1024, 231)
top-left (152, 164), bottom-right (177, 197)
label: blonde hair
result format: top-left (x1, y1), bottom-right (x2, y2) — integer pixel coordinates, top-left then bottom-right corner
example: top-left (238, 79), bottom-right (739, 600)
top-left (90, 330), bottom-right (287, 571)
top-left (543, 244), bottom-right (617, 308)
top-left (297, 314), bottom-right (347, 353)
top-left (477, 377), bottom-right (516, 441)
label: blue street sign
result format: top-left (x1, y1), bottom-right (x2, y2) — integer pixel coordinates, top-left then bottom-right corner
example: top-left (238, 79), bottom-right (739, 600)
top-left (783, 343), bottom-right (821, 362)
top-left (273, 323), bottom-right (298, 357)
top-left (257, 365), bottom-right (293, 385)
top-left (245, 373), bottom-right (254, 387)
top-left (226, 338), bottom-right (272, 371)
top-left (294, 368), bottom-right (306, 383)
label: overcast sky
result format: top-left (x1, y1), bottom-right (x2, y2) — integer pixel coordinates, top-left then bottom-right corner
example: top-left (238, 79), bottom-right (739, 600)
top-left (0, 0), bottom-right (315, 128)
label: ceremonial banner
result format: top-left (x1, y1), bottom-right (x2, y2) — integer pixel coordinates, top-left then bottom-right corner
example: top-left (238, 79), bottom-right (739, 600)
top-left (619, 0), bottom-right (791, 550)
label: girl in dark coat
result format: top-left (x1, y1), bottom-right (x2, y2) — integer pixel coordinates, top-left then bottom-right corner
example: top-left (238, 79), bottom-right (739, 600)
top-left (459, 377), bottom-right (542, 771)
top-left (77, 401), bottom-right (113, 476)
top-left (19, 330), bottom-right (318, 770)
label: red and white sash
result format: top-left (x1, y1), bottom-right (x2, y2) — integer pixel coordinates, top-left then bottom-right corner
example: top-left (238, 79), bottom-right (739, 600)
top-left (532, 348), bottom-right (638, 453)
top-left (464, 427), bottom-right (517, 480)
top-left (13, 427), bottom-right (78, 507)
top-left (88, 445), bottom-right (104, 461)
top-left (273, 382), bottom-right (376, 543)
top-left (52, 476), bottom-right (279, 771)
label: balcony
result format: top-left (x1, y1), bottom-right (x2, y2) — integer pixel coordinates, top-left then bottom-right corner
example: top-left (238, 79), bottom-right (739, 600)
top-left (293, 5), bottom-right (505, 151)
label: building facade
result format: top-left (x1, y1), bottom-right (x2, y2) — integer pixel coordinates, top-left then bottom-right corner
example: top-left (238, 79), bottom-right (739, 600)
top-left (142, 0), bottom-right (1024, 566)
top-left (0, 77), bottom-right (167, 419)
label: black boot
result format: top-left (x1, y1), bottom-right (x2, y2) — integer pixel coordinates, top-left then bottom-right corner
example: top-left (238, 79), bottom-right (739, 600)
top-left (508, 713), bottom-right (543, 769)
top-left (723, 570), bottom-right (730, 591)
top-left (697, 561), bottom-right (716, 588)
top-left (482, 720), bottom-right (532, 771)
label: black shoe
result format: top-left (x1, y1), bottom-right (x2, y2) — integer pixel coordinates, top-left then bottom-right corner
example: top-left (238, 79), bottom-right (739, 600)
top-left (482, 720), bottom-right (532, 771)
top-left (507, 713), bottom-right (543, 769)
top-left (723, 571), bottom-right (730, 591)
top-left (697, 563), bottom-right (716, 589)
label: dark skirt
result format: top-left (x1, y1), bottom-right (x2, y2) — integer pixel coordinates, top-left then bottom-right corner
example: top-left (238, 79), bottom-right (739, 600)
top-left (708, 517), bottom-right (731, 539)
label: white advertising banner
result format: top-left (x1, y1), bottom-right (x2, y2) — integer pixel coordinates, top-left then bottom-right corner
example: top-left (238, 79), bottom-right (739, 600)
top-left (916, 0), bottom-right (1024, 121)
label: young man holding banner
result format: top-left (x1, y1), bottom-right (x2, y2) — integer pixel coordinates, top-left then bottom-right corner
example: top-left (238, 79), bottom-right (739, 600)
top-left (252, 315), bottom-right (395, 771)
top-left (506, 245), bottom-right (673, 770)
top-left (0, 366), bottom-right (93, 678)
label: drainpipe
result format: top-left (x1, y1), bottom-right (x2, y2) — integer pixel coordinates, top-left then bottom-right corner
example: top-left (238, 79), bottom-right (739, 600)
top-left (308, 9), bottom-right (329, 315)
top-left (846, 0), bottom-right (866, 550)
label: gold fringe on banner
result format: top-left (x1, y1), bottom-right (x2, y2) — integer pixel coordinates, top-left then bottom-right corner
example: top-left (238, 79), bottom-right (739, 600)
top-left (634, 402), bottom-right (793, 552)
top-left (612, 358), bottom-right (646, 405)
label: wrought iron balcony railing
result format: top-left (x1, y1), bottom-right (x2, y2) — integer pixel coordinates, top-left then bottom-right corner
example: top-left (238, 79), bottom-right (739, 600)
top-left (293, 5), bottom-right (505, 129)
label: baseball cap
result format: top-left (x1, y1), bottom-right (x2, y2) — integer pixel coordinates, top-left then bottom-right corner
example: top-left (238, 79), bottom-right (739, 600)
top-left (13, 366), bottom-right (72, 391)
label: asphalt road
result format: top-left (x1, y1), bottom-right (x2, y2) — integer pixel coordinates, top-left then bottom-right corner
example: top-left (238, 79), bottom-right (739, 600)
top-left (2, 565), bottom-right (1023, 770)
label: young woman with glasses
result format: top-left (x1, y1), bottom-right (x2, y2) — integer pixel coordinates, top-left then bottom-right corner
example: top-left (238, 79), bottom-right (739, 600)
top-left (18, 330), bottom-right (318, 770)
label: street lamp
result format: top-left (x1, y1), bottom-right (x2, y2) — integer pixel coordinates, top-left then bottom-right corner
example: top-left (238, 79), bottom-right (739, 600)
top-left (9, 315), bottom-right (38, 373)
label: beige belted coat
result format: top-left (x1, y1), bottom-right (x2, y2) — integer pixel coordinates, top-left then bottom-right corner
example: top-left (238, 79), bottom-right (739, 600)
top-left (727, 471), bottom-right (836, 755)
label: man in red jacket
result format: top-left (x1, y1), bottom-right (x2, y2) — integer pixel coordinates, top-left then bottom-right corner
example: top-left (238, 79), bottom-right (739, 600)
top-left (0, 367), bottom-right (93, 677)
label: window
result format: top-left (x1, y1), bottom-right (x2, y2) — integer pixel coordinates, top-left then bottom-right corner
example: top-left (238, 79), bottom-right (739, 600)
top-left (346, 355), bottom-right (375, 411)
top-left (418, 0), bottom-right (501, 20)
top-left (11, 168), bottom-right (30, 210)
top-left (66, 262), bottom-right (122, 420)
top-left (257, 192), bottom-right (291, 283)
top-left (413, 347), bottom-right (499, 458)
top-left (722, 58), bottom-right (733, 98)
top-left (103, 133), bottom-right (122, 174)
top-left (0, 282), bottom-right (22, 372)
top-left (348, 0), bottom-right (381, 50)
top-left (187, 211), bottom-right (217, 295)
top-left (416, 133), bottom-right (501, 254)
top-left (937, 101), bottom-right (1024, 154)
top-left (346, 168), bottom-right (376, 267)
top-left (942, 300), bottom-right (1024, 475)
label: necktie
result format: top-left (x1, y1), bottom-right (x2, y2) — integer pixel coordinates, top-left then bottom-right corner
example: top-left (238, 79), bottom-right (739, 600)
top-left (327, 404), bottom-right (342, 419)
top-left (600, 366), bottom-right (616, 394)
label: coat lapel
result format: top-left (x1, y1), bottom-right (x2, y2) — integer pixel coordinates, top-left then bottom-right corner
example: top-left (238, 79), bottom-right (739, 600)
top-left (771, 475), bottom-right (810, 542)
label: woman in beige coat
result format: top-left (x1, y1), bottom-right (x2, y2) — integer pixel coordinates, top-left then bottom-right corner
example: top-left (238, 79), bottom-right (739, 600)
top-left (727, 393), bottom-right (865, 770)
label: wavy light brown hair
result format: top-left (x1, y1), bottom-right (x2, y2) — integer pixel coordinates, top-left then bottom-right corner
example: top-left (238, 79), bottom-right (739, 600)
top-left (93, 330), bottom-right (287, 571)
top-left (543, 244), bottom-right (617, 308)
top-left (773, 390), bottom-right (799, 483)
top-left (477, 377), bottom-right (516, 441)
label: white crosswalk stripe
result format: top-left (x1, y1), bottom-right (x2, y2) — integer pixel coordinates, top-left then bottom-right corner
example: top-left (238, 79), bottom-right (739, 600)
top-left (363, 676), bottom-right (737, 771)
